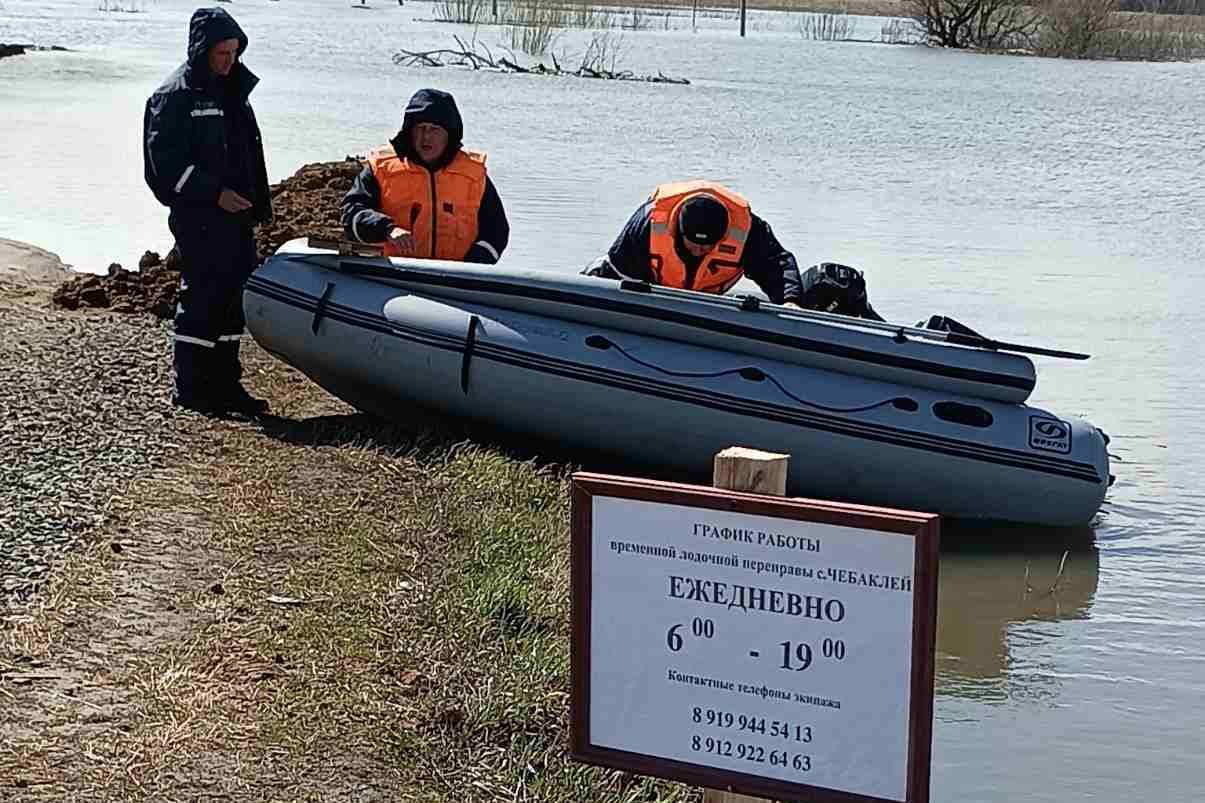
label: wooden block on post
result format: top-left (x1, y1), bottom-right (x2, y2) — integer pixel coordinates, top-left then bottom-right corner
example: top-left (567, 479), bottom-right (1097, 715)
top-left (705, 446), bottom-right (789, 803)
top-left (712, 446), bottom-right (788, 497)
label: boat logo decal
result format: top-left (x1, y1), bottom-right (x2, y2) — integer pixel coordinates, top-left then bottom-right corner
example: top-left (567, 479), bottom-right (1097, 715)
top-left (1029, 416), bottom-right (1071, 454)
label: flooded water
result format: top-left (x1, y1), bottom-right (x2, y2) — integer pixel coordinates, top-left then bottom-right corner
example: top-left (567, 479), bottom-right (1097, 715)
top-left (2, 0), bottom-right (1203, 799)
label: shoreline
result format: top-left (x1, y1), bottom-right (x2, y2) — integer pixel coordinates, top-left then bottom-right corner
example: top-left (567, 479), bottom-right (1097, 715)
top-left (0, 240), bottom-right (1118, 801)
top-left (0, 161), bottom-right (522, 798)
top-left (0, 245), bottom-right (686, 800)
top-left (0, 239), bottom-right (70, 286)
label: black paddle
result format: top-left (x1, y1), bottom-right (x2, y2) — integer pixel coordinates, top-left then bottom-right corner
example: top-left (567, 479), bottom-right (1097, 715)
top-left (937, 332), bottom-right (1090, 360)
top-left (909, 314), bottom-right (1091, 360)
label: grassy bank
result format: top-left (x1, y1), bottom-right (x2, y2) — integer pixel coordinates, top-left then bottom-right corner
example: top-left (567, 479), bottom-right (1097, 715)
top-left (0, 298), bottom-right (693, 801)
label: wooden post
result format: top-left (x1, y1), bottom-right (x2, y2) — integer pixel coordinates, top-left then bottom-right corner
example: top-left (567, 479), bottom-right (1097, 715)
top-left (693, 0), bottom-right (698, 29)
top-left (739, 0), bottom-right (747, 37)
top-left (713, 446), bottom-right (787, 497)
top-left (704, 446), bottom-right (787, 803)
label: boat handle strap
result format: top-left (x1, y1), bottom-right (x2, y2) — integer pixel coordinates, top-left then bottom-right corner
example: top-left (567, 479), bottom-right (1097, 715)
top-left (461, 315), bottom-right (480, 395)
top-left (312, 281), bottom-right (336, 335)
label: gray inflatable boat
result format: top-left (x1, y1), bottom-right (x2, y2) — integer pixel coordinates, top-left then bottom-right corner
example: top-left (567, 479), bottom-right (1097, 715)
top-left (244, 240), bottom-right (1111, 527)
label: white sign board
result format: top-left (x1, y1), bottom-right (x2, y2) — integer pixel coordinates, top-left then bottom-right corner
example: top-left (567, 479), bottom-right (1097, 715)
top-left (570, 474), bottom-right (939, 803)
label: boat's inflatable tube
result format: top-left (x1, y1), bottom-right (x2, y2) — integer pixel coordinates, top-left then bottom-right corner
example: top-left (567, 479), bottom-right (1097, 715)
top-left (266, 242), bottom-right (1039, 404)
top-left (244, 245), bottom-right (1110, 527)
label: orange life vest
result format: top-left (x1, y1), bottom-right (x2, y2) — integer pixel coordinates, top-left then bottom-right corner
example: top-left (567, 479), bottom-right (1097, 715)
top-left (366, 147), bottom-right (488, 260)
top-left (647, 181), bottom-right (752, 294)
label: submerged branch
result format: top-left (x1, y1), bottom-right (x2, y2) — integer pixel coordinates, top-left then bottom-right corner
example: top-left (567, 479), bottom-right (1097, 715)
top-left (393, 36), bottom-right (690, 84)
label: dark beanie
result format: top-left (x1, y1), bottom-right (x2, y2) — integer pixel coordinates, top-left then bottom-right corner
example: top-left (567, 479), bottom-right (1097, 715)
top-left (678, 196), bottom-right (729, 246)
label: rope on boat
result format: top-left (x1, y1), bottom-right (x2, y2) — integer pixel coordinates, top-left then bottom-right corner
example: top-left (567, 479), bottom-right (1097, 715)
top-left (585, 335), bottom-right (913, 415)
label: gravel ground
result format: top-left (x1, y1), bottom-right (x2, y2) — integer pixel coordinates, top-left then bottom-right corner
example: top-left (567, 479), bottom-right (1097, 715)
top-left (0, 302), bottom-right (180, 607)
top-left (0, 158), bottom-right (357, 610)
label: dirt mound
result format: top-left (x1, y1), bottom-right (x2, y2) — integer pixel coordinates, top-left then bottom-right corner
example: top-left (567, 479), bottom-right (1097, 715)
top-left (255, 157), bottom-right (363, 264)
top-left (52, 158), bottom-right (364, 316)
top-left (51, 251), bottom-right (180, 318)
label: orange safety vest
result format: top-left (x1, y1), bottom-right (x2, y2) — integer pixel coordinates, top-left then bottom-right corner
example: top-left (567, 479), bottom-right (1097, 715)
top-left (366, 146), bottom-right (488, 260)
top-left (647, 181), bottom-right (752, 294)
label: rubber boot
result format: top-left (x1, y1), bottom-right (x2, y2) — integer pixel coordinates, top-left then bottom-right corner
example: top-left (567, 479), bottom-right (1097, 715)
top-left (214, 338), bottom-right (269, 415)
top-left (171, 338), bottom-right (223, 415)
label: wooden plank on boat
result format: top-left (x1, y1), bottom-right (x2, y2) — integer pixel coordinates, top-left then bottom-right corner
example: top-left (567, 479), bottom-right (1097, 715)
top-left (306, 237), bottom-right (384, 257)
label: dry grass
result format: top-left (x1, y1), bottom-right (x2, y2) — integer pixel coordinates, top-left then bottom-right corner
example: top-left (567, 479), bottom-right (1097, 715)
top-left (584, 0), bottom-right (909, 17)
top-left (0, 297), bottom-right (692, 801)
top-left (442, 0), bottom-right (909, 24)
top-left (1, 341), bottom-right (423, 799)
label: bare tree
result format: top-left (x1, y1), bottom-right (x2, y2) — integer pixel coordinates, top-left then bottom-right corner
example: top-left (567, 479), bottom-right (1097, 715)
top-left (904, 0), bottom-right (1042, 48)
top-left (1037, 0), bottom-right (1119, 57)
top-left (1118, 0), bottom-right (1205, 11)
top-left (1030, 0), bottom-right (1205, 60)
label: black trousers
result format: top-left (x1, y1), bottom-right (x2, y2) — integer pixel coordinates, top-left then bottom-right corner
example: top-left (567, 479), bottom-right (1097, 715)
top-left (168, 213), bottom-right (258, 401)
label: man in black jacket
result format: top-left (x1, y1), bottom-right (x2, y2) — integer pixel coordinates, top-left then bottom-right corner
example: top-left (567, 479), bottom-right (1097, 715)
top-left (340, 88), bottom-right (509, 264)
top-left (143, 7), bottom-right (271, 415)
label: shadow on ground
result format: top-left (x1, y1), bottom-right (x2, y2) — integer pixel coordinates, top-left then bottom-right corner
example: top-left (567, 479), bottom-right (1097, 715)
top-left (252, 407), bottom-right (707, 486)
top-left (252, 404), bottom-right (1099, 555)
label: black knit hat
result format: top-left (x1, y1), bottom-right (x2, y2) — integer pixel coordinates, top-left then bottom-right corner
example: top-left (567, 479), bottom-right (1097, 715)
top-left (678, 196), bottom-right (729, 246)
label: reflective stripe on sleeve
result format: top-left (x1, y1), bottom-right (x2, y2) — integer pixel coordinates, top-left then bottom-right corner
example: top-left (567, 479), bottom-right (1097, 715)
top-left (351, 209), bottom-right (373, 243)
top-left (174, 165), bottom-right (196, 194)
top-left (474, 240), bottom-right (500, 262)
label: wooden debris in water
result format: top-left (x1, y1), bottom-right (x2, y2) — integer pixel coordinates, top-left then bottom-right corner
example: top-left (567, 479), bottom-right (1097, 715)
top-left (394, 34), bottom-right (690, 84)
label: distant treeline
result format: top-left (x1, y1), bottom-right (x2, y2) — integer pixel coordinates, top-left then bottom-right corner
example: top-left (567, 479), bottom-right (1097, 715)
top-left (1117, 0), bottom-right (1205, 13)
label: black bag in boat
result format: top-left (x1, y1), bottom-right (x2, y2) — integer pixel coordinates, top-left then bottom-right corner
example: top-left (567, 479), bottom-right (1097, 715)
top-left (799, 262), bottom-right (884, 321)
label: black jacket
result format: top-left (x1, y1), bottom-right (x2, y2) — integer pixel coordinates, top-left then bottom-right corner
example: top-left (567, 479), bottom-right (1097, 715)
top-left (143, 7), bottom-right (270, 225)
top-left (605, 200), bottom-right (803, 304)
top-left (341, 88), bottom-right (509, 264)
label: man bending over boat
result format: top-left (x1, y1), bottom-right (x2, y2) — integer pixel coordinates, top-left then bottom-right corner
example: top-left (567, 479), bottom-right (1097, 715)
top-left (340, 88), bottom-right (510, 263)
top-left (586, 181), bottom-right (883, 319)
top-left (584, 181), bottom-right (804, 305)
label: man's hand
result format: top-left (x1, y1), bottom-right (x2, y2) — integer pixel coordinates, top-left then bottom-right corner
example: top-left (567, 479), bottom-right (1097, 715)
top-left (782, 301), bottom-right (803, 310)
top-left (218, 188), bottom-right (253, 213)
top-left (386, 226), bottom-right (416, 256)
